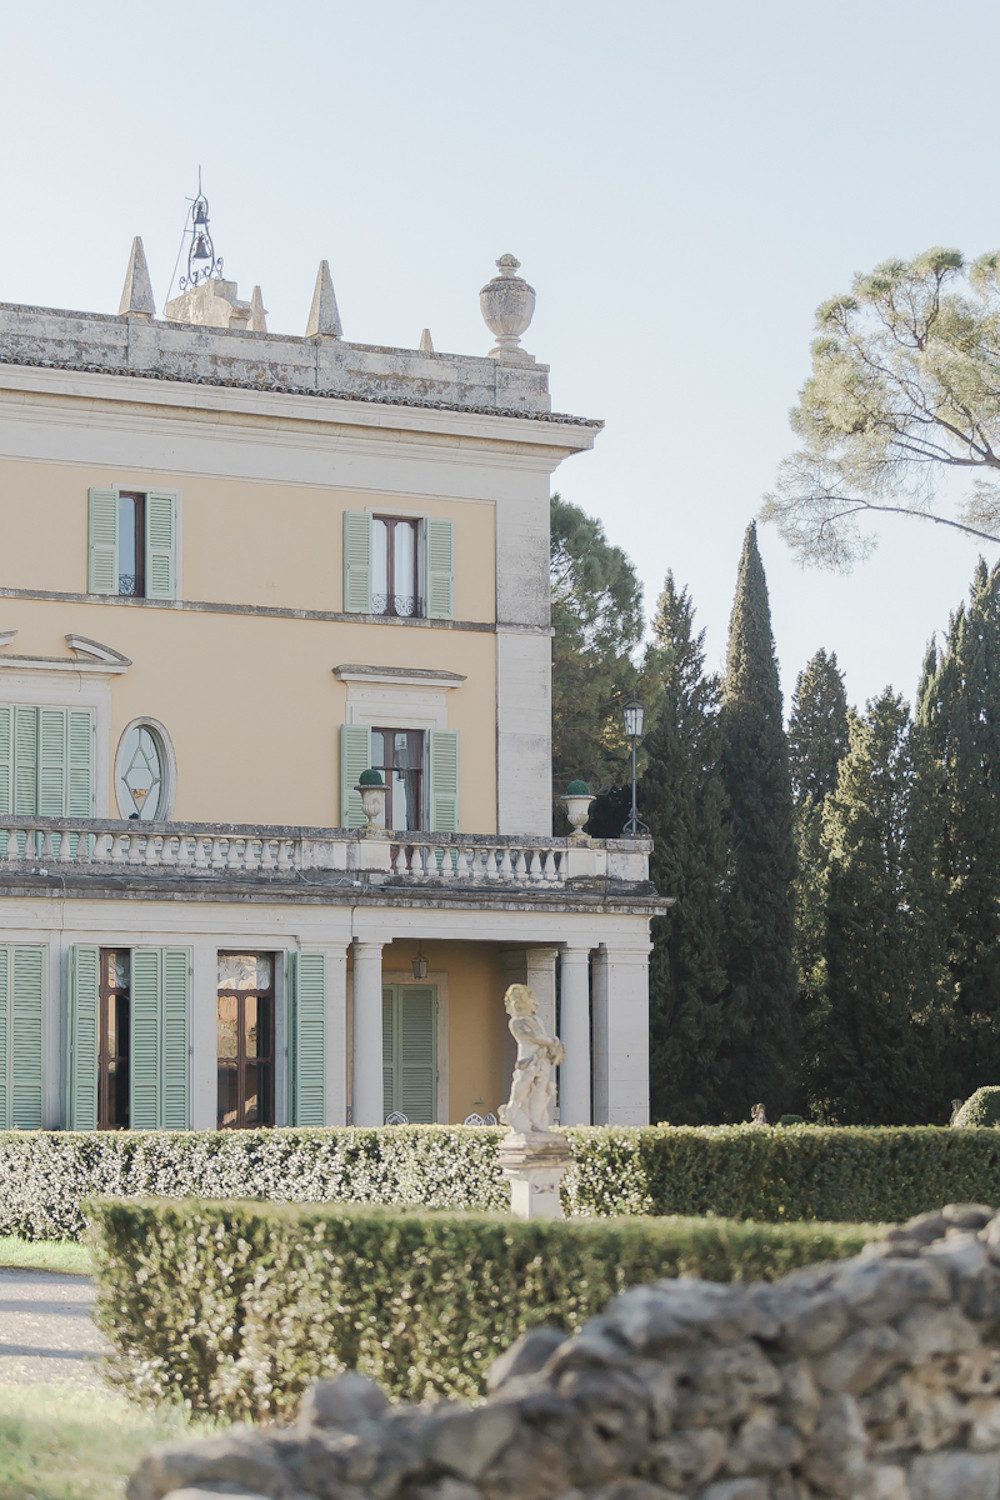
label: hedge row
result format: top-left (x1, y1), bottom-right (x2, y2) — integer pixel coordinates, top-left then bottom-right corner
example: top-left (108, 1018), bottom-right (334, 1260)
top-left (5, 1123), bottom-right (1000, 1238)
top-left (87, 1198), bottom-right (877, 1416)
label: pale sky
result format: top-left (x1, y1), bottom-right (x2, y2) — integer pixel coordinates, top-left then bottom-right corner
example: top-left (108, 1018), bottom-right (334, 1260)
top-left (2, 0), bottom-right (996, 714)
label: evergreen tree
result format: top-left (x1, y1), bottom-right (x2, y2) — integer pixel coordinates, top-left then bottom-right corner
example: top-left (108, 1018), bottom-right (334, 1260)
top-left (915, 559), bottom-right (1000, 1094)
top-left (549, 494), bottom-right (645, 820)
top-left (717, 523), bottom-right (799, 1118)
top-left (787, 651), bottom-right (850, 1107)
top-left (642, 574), bottom-right (728, 1123)
top-left (816, 691), bottom-right (931, 1123)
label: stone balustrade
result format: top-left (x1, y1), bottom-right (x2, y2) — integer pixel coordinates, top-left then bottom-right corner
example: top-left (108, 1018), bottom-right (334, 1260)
top-left (0, 817), bottom-right (651, 892)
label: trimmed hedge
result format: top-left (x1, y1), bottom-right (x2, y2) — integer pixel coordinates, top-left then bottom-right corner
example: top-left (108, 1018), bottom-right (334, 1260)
top-left (6, 1123), bottom-right (1000, 1238)
top-left (952, 1087), bottom-right (1000, 1127)
top-left (87, 1198), bottom-right (878, 1416)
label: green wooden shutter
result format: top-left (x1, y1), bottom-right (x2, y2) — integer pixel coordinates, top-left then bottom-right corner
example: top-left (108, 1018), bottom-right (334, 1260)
top-left (399, 986), bottom-right (436, 1122)
top-left (340, 724), bottom-right (372, 829)
top-left (67, 710), bottom-right (94, 818)
top-left (67, 946), bottom-right (100, 1131)
top-left (161, 949), bottom-right (190, 1129)
top-left (129, 948), bottom-right (189, 1130)
top-left (88, 488), bottom-right (119, 595)
top-left (11, 947), bottom-right (44, 1129)
top-left (425, 518), bottom-right (454, 620)
top-left (13, 707), bottom-right (37, 816)
top-left (343, 511), bottom-right (373, 613)
top-left (37, 709), bottom-right (67, 816)
top-left (428, 730), bottom-right (460, 833)
top-left (145, 492), bottom-right (177, 600)
top-left (130, 948), bottom-right (161, 1130)
top-left (382, 985), bottom-right (395, 1121)
top-left (0, 706), bottom-right (12, 817)
top-left (289, 951), bottom-right (326, 1126)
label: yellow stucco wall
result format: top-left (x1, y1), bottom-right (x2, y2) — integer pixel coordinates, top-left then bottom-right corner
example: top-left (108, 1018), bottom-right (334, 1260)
top-left (0, 596), bottom-right (497, 829)
top-left (0, 457), bottom-right (499, 829)
top-left (0, 459), bottom-right (496, 622)
top-left (382, 940), bottom-right (507, 1122)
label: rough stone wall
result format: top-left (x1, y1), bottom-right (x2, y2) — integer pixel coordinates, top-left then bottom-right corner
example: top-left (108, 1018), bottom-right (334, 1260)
top-left (128, 1205), bottom-right (1000, 1500)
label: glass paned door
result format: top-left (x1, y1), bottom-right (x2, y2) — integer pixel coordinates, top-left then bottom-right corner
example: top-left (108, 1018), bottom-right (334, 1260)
top-left (371, 728), bottom-right (424, 831)
top-left (99, 949), bottom-right (130, 1129)
top-left (217, 953), bottom-right (275, 1128)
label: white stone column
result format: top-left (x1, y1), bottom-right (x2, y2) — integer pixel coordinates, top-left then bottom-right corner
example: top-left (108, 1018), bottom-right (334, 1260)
top-left (351, 940), bottom-right (384, 1126)
top-left (592, 940), bottom-right (652, 1126)
top-left (189, 936), bottom-right (221, 1130)
top-left (558, 945), bottom-right (592, 1126)
top-left (324, 946), bottom-right (349, 1126)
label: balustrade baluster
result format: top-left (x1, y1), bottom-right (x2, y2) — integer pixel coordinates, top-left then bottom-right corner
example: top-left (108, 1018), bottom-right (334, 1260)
top-left (276, 840), bottom-right (293, 871)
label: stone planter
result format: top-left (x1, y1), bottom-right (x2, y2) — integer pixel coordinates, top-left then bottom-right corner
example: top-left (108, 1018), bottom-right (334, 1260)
top-left (561, 793), bottom-right (595, 841)
top-left (355, 781), bottom-right (387, 833)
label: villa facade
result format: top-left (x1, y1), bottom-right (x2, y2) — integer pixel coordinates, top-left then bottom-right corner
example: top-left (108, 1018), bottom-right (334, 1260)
top-left (0, 225), bottom-right (661, 1134)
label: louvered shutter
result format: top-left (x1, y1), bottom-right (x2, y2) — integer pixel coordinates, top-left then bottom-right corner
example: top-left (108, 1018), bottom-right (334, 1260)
top-left (160, 949), bottom-right (189, 1129)
top-left (129, 948), bottom-right (161, 1130)
top-left (129, 947), bottom-right (190, 1130)
top-left (37, 709), bottom-right (67, 816)
top-left (428, 730), bottom-right (460, 833)
top-left (13, 707), bottom-right (37, 816)
top-left (67, 946), bottom-right (100, 1131)
top-left (67, 711), bottom-right (94, 820)
top-left (145, 492), bottom-right (177, 600)
top-left (340, 724), bottom-right (372, 829)
top-left (289, 951), bottom-right (327, 1126)
top-left (10, 947), bottom-right (44, 1129)
top-left (399, 986), bottom-right (436, 1122)
top-left (425, 518), bottom-right (454, 620)
top-left (88, 488), bottom-right (119, 595)
top-left (0, 706), bottom-right (11, 824)
top-left (382, 986), bottom-right (395, 1121)
top-left (343, 511), bottom-right (373, 613)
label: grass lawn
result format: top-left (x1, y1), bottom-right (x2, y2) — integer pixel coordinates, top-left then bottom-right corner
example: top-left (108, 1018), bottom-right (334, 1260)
top-left (0, 1382), bottom-right (225, 1500)
top-left (0, 1236), bottom-right (91, 1275)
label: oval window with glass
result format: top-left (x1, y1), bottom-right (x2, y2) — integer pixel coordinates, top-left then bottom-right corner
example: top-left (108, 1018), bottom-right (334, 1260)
top-left (115, 722), bottom-right (172, 820)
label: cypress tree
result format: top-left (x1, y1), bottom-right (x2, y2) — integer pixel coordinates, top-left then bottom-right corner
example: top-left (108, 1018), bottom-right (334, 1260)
top-left (717, 524), bottom-right (799, 1118)
top-left (787, 651), bottom-right (850, 1110)
top-left (817, 691), bottom-right (931, 1123)
top-left (915, 559), bottom-right (1000, 1094)
top-left (642, 574), bottom-right (728, 1123)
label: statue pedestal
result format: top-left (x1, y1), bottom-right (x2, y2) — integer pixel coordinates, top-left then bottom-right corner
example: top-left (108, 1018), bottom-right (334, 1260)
top-left (498, 1131), bottom-right (571, 1220)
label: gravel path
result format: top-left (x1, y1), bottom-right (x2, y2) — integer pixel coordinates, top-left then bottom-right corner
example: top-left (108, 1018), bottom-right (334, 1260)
top-left (0, 1268), bottom-right (110, 1388)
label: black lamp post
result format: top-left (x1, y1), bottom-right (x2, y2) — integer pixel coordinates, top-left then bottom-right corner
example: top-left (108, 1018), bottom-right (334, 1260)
top-left (622, 690), bottom-right (650, 837)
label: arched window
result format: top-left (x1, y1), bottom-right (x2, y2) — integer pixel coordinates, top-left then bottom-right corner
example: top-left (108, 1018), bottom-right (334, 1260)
top-left (114, 720), bottom-right (175, 821)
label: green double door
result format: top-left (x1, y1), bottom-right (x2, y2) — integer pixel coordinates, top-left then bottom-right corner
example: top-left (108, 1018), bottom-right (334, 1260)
top-left (382, 984), bottom-right (437, 1123)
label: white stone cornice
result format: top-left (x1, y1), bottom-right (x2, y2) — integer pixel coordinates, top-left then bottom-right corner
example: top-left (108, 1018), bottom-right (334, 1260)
top-left (65, 634), bottom-right (132, 666)
top-left (332, 664), bottom-right (466, 690)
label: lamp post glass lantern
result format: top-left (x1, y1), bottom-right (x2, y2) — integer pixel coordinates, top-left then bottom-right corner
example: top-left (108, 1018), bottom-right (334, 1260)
top-left (622, 690), bottom-right (649, 837)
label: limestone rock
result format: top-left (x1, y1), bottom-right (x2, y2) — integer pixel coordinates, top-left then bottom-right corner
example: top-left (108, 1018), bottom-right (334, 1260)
top-left (297, 1370), bottom-right (388, 1429)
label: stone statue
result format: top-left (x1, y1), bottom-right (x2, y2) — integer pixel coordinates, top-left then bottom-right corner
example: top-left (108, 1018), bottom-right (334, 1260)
top-left (498, 984), bottom-right (565, 1136)
top-left (950, 1097), bottom-right (966, 1124)
top-left (750, 1102), bottom-right (768, 1126)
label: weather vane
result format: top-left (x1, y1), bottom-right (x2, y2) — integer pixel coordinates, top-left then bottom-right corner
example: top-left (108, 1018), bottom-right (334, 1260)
top-left (179, 168), bottom-right (223, 290)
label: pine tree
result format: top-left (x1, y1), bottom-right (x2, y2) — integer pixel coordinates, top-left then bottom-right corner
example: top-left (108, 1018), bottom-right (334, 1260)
top-left (717, 524), bottom-right (799, 1118)
top-left (642, 574), bottom-right (728, 1123)
top-left (915, 559), bottom-right (1000, 1095)
top-left (816, 691), bottom-right (932, 1123)
top-left (787, 651), bottom-right (849, 1109)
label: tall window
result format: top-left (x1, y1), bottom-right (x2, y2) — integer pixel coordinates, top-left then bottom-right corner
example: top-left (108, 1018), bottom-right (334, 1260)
top-left (373, 517), bottom-right (420, 617)
top-left (217, 953), bottom-right (275, 1129)
top-left (116, 722), bottom-right (170, 820)
top-left (117, 493), bottom-right (145, 597)
top-left (371, 728), bottom-right (424, 830)
top-left (99, 949), bottom-right (130, 1129)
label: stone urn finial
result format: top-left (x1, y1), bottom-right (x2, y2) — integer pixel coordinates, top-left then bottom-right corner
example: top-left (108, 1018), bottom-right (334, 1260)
top-left (480, 254), bottom-right (536, 362)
